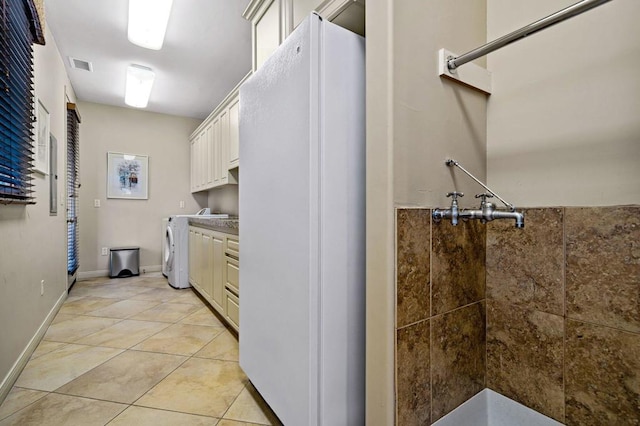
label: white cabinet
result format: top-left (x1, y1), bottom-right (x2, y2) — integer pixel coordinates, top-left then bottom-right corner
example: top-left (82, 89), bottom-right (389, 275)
top-left (188, 226), bottom-right (240, 332)
top-left (243, 0), bottom-right (365, 72)
top-left (189, 74), bottom-right (250, 193)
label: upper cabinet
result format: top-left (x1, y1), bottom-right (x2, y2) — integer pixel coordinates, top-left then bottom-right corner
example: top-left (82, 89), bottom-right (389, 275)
top-left (190, 73), bottom-right (251, 193)
top-left (243, 0), bottom-right (365, 71)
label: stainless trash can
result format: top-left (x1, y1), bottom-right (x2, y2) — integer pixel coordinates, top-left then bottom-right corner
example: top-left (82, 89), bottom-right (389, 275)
top-left (109, 247), bottom-right (140, 278)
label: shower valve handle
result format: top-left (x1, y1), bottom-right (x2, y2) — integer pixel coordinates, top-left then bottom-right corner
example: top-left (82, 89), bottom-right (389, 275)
top-left (446, 191), bottom-right (464, 201)
top-left (475, 193), bottom-right (494, 203)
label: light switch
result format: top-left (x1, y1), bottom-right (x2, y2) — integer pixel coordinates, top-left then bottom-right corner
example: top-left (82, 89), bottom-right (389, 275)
top-left (179, 201), bottom-right (185, 209)
top-left (94, 199), bottom-right (101, 208)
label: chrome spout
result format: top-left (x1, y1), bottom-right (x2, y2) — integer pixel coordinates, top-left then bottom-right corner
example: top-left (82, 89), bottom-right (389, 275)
top-left (491, 209), bottom-right (525, 228)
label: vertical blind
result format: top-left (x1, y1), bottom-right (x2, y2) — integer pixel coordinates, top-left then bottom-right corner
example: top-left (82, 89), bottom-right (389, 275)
top-left (67, 103), bottom-right (80, 275)
top-left (0, 0), bottom-right (35, 204)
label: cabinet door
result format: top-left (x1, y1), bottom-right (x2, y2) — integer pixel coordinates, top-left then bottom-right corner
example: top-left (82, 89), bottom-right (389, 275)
top-left (190, 139), bottom-right (196, 192)
top-left (211, 233), bottom-right (225, 312)
top-left (228, 96), bottom-right (240, 169)
top-left (188, 227), bottom-right (196, 284)
top-left (205, 124), bottom-right (214, 188)
top-left (212, 117), bottom-right (221, 185)
top-left (219, 109), bottom-right (229, 185)
top-left (201, 231), bottom-right (214, 298)
top-left (254, 0), bottom-right (281, 70)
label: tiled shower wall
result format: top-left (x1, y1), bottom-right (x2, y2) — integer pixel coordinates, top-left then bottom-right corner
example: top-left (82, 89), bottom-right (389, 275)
top-left (395, 206), bottom-right (640, 426)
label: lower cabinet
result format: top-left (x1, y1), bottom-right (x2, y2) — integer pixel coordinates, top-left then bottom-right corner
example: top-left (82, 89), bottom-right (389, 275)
top-left (189, 226), bottom-right (239, 332)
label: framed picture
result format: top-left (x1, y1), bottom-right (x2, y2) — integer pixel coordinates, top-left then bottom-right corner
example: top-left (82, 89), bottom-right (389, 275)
top-left (107, 152), bottom-right (149, 199)
top-left (34, 99), bottom-right (50, 174)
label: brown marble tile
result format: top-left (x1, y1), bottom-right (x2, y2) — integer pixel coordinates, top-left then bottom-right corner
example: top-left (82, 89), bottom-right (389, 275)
top-left (432, 220), bottom-right (485, 315)
top-left (566, 206), bottom-right (640, 333)
top-left (486, 300), bottom-right (564, 423)
top-left (565, 320), bottom-right (640, 426)
top-left (431, 302), bottom-right (485, 422)
top-left (396, 209), bottom-right (431, 327)
top-left (486, 208), bottom-right (564, 315)
top-left (396, 320), bottom-right (430, 426)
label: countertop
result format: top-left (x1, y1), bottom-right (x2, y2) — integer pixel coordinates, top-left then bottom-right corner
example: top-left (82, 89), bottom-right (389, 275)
top-left (188, 216), bottom-right (239, 235)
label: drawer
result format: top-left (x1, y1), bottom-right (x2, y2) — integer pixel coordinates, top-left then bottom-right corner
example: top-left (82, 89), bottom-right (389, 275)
top-left (225, 236), bottom-right (239, 258)
top-left (225, 289), bottom-right (239, 331)
top-left (225, 256), bottom-right (239, 293)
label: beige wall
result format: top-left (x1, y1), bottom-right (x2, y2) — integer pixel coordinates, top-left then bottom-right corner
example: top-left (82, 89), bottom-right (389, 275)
top-left (207, 185), bottom-right (239, 216)
top-left (0, 27), bottom-right (75, 398)
top-left (77, 102), bottom-right (204, 274)
top-left (366, 1), bottom-right (487, 424)
top-left (487, 0), bottom-right (640, 206)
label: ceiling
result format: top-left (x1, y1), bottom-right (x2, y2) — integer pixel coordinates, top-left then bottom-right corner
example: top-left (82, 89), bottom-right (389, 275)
top-left (45, 0), bottom-right (252, 120)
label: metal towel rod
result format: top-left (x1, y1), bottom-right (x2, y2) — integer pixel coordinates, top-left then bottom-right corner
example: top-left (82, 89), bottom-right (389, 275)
top-left (447, 0), bottom-right (614, 71)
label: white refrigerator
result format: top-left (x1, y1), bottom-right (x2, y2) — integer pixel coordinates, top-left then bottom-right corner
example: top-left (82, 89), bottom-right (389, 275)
top-left (239, 13), bottom-right (365, 426)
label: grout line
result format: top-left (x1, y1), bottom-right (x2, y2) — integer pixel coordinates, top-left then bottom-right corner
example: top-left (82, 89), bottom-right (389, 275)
top-left (429, 208), bottom-right (433, 425)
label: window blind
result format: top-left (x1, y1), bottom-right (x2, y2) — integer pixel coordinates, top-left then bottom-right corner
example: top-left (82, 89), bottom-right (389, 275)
top-left (67, 103), bottom-right (80, 275)
top-left (0, 0), bottom-right (36, 204)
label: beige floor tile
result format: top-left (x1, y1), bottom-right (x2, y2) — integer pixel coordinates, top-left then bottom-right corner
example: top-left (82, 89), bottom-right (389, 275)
top-left (70, 284), bottom-right (151, 299)
top-left (132, 323), bottom-right (223, 356)
top-left (131, 287), bottom-right (186, 303)
top-left (0, 387), bottom-right (48, 421)
top-left (109, 406), bottom-right (219, 425)
top-left (223, 385), bottom-right (281, 425)
top-left (51, 313), bottom-right (78, 324)
top-left (74, 319), bottom-right (170, 348)
top-left (56, 350), bottom-right (187, 404)
top-left (85, 299), bottom-right (160, 319)
top-left (217, 421), bottom-right (268, 426)
top-left (0, 393), bottom-right (125, 426)
top-left (43, 316), bottom-right (122, 343)
top-left (30, 341), bottom-right (67, 359)
top-left (15, 344), bottom-right (123, 391)
top-left (58, 296), bottom-right (121, 315)
top-left (136, 358), bottom-right (247, 417)
top-left (181, 307), bottom-right (226, 327)
top-left (194, 331), bottom-right (239, 361)
top-left (130, 302), bottom-right (202, 323)
top-left (130, 277), bottom-right (171, 289)
top-left (171, 289), bottom-right (205, 305)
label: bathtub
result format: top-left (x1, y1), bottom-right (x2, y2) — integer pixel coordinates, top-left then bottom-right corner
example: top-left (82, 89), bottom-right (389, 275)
top-left (432, 389), bottom-right (563, 426)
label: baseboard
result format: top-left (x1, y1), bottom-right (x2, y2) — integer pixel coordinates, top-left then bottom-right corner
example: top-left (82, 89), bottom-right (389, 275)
top-left (78, 265), bottom-right (162, 281)
top-left (0, 290), bottom-right (67, 404)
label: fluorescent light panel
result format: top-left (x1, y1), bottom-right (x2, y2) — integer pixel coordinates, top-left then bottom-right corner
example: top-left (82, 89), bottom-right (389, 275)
top-left (128, 0), bottom-right (173, 50)
top-left (125, 65), bottom-right (155, 108)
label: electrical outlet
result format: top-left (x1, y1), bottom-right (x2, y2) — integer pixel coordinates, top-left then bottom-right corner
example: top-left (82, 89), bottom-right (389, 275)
top-left (40, 280), bottom-right (44, 295)
top-left (101, 247), bottom-right (109, 256)
top-left (179, 201), bottom-right (185, 209)
top-left (94, 199), bottom-right (101, 208)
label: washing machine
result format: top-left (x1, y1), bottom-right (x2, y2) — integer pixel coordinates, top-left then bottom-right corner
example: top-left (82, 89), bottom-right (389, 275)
top-left (161, 218), bottom-right (169, 277)
top-left (164, 216), bottom-right (191, 288)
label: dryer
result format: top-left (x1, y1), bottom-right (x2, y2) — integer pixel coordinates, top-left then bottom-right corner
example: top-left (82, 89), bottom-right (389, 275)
top-left (161, 218), bottom-right (169, 277)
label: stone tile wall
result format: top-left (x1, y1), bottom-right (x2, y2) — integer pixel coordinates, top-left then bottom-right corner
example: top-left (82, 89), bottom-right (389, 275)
top-left (486, 206), bottom-right (640, 425)
top-left (395, 209), bottom-right (486, 425)
top-left (396, 206), bottom-right (640, 425)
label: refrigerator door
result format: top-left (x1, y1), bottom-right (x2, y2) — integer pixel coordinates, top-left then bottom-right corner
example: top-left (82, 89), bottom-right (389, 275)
top-left (239, 13), bottom-right (365, 426)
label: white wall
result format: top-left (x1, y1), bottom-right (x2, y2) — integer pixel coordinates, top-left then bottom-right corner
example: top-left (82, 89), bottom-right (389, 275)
top-left (77, 102), bottom-right (204, 274)
top-left (0, 26), bottom-right (75, 399)
top-left (487, 0), bottom-right (640, 206)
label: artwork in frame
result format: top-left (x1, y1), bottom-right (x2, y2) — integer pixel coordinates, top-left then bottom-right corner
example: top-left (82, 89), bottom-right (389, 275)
top-left (107, 152), bottom-right (149, 199)
top-left (34, 98), bottom-right (50, 174)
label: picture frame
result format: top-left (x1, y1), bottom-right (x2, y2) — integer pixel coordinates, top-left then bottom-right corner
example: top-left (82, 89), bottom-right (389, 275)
top-left (106, 152), bottom-right (149, 199)
top-left (34, 99), bottom-right (50, 174)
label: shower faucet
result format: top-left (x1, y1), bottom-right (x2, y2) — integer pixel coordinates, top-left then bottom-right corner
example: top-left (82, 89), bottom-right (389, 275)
top-left (433, 192), bottom-right (525, 228)
top-left (432, 159), bottom-right (525, 228)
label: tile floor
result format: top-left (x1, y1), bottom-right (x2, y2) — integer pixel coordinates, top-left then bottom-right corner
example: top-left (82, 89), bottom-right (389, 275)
top-left (0, 273), bottom-right (282, 426)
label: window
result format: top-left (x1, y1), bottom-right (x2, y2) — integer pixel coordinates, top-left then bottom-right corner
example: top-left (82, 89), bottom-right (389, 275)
top-left (0, 0), bottom-right (44, 204)
top-left (67, 103), bottom-right (80, 275)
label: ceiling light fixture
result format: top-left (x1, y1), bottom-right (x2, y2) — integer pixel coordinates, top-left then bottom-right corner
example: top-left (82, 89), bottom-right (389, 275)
top-left (127, 0), bottom-right (173, 50)
top-left (125, 65), bottom-right (155, 108)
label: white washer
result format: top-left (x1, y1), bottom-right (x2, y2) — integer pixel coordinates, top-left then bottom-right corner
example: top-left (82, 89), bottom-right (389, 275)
top-left (164, 216), bottom-right (190, 289)
top-left (161, 218), bottom-right (169, 277)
